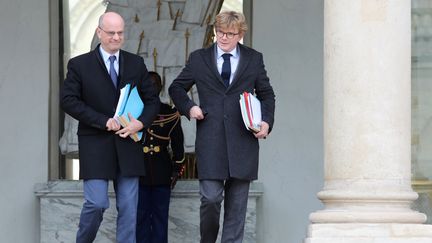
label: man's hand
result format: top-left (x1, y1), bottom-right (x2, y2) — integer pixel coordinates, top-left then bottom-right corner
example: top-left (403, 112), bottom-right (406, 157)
top-left (254, 121), bottom-right (269, 139)
top-left (106, 118), bottom-right (121, 131)
top-left (115, 113), bottom-right (144, 138)
top-left (189, 106), bottom-right (205, 120)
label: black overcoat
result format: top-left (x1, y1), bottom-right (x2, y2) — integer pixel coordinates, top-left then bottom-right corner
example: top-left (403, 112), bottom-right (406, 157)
top-left (60, 45), bottom-right (160, 179)
top-left (169, 43), bottom-right (275, 180)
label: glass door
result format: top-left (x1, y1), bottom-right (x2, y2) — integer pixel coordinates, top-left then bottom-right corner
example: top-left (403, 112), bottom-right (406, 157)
top-left (412, 0), bottom-right (432, 224)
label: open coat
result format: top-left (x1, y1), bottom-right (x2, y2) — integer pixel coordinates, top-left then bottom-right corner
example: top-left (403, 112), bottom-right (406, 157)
top-left (169, 43), bottom-right (275, 180)
top-left (60, 45), bottom-right (160, 179)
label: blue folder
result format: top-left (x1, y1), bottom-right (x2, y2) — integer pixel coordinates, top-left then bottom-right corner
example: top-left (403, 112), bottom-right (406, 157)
top-left (115, 84), bottom-right (145, 141)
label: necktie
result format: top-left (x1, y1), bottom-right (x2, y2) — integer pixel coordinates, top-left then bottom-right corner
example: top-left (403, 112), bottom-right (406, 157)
top-left (109, 55), bottom-right (118, 88)
top-left (221, 53), bottom-right (232, 87)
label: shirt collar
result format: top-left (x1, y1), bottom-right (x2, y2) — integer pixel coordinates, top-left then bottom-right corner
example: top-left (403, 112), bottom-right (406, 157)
top-left (99, 46), bottom-right (119, 62)
top-left (216, 45), bottom-right (239, 59)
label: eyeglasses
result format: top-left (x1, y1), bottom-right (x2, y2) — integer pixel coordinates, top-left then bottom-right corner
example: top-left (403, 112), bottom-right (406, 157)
top-left (215, 30), bottom-right (239, 39)
top-left (98, 27), bottom-right (124, 37)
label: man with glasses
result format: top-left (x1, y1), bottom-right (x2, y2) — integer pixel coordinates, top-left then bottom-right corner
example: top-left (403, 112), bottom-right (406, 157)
top-left (169, 10), bottom-right (275, 243)
top-left (61, 11), bottom-right (160, 243)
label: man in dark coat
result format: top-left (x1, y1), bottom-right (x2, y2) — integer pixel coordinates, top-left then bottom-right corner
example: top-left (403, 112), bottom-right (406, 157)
top-left (60, 12), bottom-right (160, 243)
top-left (169, 10), bottom-right (275, 243)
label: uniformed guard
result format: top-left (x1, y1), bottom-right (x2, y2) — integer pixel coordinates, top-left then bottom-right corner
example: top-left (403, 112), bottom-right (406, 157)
top-left (136, 71), bottom-right (185, 243)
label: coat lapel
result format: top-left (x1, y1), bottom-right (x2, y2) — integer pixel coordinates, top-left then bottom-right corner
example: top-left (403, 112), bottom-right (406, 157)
top-left (229, 44), bottom-right (251, 90)
top-left (201, 44), bottom-right (226, 87)
top-left (118, 50), bottom-right (126, 88)
top-left (94, 44), bottom-right (119, 91)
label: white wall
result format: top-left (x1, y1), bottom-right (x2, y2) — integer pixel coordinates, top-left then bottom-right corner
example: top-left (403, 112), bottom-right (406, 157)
top-left (253, 1), bottom-right (324, 242)
top-left (0, 0), bottom-right (49, 242)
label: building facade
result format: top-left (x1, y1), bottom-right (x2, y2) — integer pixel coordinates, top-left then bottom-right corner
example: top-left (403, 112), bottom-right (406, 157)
top-left (0, 0), bottom-right (431, 242)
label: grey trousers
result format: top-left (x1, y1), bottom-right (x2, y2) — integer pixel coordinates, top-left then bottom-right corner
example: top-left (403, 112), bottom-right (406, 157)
top-left (76, 177), bottom-right (139, 243)
top-left (199, 178), bottom-right (250, 243)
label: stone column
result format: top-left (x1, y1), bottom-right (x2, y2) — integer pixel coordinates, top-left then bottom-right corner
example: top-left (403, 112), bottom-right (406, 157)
top-left (305, 1), bottom-right (432, 242)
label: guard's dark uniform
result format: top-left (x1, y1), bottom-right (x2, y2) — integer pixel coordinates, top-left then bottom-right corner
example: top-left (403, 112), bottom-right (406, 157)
top-left (136, 103), bottom-right (184, 243)
top-left (140, 103), bottom-right (185, 184)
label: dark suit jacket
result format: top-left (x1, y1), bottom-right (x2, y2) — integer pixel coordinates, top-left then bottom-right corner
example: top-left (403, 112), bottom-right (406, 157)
top-left (169, 43), bottom-right (275, 180)
top-left (60, 45), bottom-right (160, 179)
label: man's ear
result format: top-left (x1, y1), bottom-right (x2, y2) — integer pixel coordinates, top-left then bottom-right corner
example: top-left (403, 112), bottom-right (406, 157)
top-left (95, 28), bottom-right (101, 39)
top-left (239, 32), bottom-right (245, 40)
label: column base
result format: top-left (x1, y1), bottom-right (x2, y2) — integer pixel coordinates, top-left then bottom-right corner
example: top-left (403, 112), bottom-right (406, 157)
top-left (304, 223), bottom-right (432, 243)
top-left (311, 184), bottom-right (427, 224)
top-left (309, 209), bottom-right (427, 224)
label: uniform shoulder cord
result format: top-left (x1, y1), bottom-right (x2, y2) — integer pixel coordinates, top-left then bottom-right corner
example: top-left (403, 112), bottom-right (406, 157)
top-left (147, 111), bottom-right (181, 141)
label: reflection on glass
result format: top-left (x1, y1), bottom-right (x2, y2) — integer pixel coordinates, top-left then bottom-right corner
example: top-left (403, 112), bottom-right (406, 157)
top-left (412, 0), bottom-right (432, 224)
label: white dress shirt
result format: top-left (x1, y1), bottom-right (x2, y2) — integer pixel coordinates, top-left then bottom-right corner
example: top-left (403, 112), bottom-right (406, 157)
top-left (99, 46), bottom-right (119, 75)
top-left (216, 45), bottom-right (240, 85)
